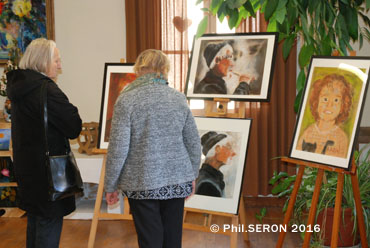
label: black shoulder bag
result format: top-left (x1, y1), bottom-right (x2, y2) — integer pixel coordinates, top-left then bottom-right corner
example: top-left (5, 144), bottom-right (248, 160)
top-left (42, 82), bottom-right (83, 201)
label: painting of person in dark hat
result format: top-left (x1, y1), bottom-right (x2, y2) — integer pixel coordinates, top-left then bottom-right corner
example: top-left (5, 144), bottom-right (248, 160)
top-left (193, 40), bottom-right (264, 95)
top-left (195, 131), bottom-right (236, 197)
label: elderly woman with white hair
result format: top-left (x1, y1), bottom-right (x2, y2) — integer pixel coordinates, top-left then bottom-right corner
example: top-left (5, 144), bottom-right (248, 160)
top-left (104, 49), bottom-right (201, 248)
top-left (195, 131), bottom-right (236, 197)
top-left (6, 38), bottom-right (82, 248)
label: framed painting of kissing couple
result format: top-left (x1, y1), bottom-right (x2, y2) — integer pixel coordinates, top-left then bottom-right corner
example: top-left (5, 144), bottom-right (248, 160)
top-left (185, 32), bottom-right (278, 101)
top-left (290, 56), bottom-right (370, 170)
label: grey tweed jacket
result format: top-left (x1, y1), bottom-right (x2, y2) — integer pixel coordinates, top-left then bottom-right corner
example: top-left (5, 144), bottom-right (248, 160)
top-left (104, 81), bottom-right (201, 192)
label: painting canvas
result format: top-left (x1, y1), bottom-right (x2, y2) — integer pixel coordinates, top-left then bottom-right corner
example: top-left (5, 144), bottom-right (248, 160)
top-left (0, 0), bottom-right (54, 64)
top-left (290, 56), bottom-right (370, 170)
top-left (185, 33), bottom-right (278, 101)
top-left (185, 117), bottom-right (252, 214)
top-left (98, 63), bottom-right (136, 149)
top-left (0, 128), bottom-right (11, 150)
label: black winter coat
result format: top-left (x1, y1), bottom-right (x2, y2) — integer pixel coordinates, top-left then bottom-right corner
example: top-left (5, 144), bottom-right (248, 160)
top-left (6, 69), bottom-right (82, 218)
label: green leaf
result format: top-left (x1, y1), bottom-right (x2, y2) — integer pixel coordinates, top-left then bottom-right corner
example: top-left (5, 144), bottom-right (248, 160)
top-left (321, 36), bottom-right (332, 56)
top-left (267, 20), bottom-right (278, 32)
top-left (226, 0), bottom-right (247, 9)
top-left (243, 1), bottom-right (255, 17)
top-left (324, 2), bottom-right (335, 26)
top-left (264, 0), bottom-right (278, 21)
top-left (195, 16), bottom-right (208, 38)
top-left (200, 8), bottom-right (209, 12)
top-left (339, 39), bottom-right (348, 55)
top-left (239, 5), bottom-right (249, 19)
top-left (275, 6), bottom-right (287, 24)
top-left (308, 0), bottom-right (320, 14)
top-left (294, 89), bottom-right (303, 113)
top-left (282, 35), bottom-right (295, 60)
top-left (299, 13), bottom-right (309, 40)
top-left (228, 8), bottom-right (239, 29)
top-left (269, 171), bottom-right (289, 185)
top-left (345, 7), bottom-right (359, 40)
top-left (255, 207), bottom-right (267, 223)
top-left (217, 2), bottom-right (227, 23)
top-left (298, 44), bottom-right (314, 69)
top-left (367, 0), bottom-right (370, 9)
top-left (236, 7), bottom-right (247, 27)
top-left (286, 1), bottom-right (297, 24)
top-left (196, 0), bottom-right (204, 5)
top-left (296, 70), bottom-right (306, 92)
top-left (210, 0), bottom-right (223, 15)
top-left (335, 13), bottom-right (350, 44)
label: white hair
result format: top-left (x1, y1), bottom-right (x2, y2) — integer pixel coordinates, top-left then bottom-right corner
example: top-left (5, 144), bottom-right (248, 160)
top-left (19, 38), bottom-right (56, 74)
top-left (205, 133), bottom-right (235, 158)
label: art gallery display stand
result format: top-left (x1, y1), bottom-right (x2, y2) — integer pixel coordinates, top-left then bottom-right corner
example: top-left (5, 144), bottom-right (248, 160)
top-left (65, 149), bottom-right (123, 219)
top-left (276, 157), bottom-right (368, 248)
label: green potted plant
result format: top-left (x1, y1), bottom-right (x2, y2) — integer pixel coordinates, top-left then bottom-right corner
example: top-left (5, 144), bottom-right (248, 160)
top-left (269, 145), bottom-right (370, 246)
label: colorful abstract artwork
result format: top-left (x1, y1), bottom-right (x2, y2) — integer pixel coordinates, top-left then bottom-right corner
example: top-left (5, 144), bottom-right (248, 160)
top-left (0, 0), bottom-right (53, 63)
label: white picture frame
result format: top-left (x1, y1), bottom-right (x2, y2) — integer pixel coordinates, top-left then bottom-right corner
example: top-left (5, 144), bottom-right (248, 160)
top-left (185, 117), bottom-right (252, 214)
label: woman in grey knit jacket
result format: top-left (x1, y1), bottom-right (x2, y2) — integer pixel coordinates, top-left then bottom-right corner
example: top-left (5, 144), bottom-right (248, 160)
top-left (104, 49), bottom-right (202, 248)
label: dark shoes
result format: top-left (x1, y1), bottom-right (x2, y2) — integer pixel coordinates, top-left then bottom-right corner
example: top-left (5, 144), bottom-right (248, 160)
top-left (0, 209), bottom-right (5, 217)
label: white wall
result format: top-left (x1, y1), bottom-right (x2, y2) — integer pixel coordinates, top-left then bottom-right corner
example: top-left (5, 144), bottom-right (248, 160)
top-left (54, 0), bottom-right (126, 122)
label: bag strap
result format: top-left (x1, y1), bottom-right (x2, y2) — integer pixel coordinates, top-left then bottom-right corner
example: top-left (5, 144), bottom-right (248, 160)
top-left (42, 82), bottom-right (49, 156)
top-left (41, 82), bottom-right (70, 156)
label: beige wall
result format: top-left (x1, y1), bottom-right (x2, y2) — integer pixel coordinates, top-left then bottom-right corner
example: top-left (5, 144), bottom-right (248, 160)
top-left (54, 0), bottom-right (126, 122)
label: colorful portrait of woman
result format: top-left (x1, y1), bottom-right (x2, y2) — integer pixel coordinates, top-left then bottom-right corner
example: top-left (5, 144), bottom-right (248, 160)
top-left (296, 68), bottom-right (364, 159)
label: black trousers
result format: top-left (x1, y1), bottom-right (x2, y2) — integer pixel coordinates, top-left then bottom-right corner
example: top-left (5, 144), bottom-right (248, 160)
top-left (128, 198), bottom-right (185, 248)
top-left (26, 213), bottom-right (63, 248)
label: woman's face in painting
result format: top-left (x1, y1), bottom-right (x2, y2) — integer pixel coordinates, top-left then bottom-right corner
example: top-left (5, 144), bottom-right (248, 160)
top-left (215, 142), bottom-right (236, 164)
top-left (317, 81), bottom-right (344, 122)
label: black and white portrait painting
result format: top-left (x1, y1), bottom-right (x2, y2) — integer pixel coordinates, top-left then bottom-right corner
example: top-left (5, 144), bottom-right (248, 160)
top-left (185, 117), bottom-right (252, 214)
top-left (185, 33), bottom-right (278, 101)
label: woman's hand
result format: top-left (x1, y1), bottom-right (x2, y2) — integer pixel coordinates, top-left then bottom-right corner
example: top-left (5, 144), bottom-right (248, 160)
top-left (186, 180), bottom-right (196, 200)
top-left (106, 191), bottom-right (119, 205)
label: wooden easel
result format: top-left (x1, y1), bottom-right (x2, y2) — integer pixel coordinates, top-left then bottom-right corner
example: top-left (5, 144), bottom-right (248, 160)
top-left (87, 148), bottom-right (132, 248)
top-left (88, 58), bottom-right (133, 247)
top-left (276, 157), bottom-right (368, 248)
top-left (182, 98), bottom-right (249, 248)
top-left (204, 98), bottom-right (246, 118)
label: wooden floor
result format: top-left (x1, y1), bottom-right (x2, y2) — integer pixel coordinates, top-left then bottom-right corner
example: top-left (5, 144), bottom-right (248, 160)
top-left (0, 202), bottom-right (302, 248)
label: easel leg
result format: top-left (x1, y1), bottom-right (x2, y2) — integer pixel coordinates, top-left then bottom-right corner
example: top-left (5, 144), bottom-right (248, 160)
top-left (351, 173), bottom-right (369, 248)
top-left (230, 214), bottom-right (239, 248)
top-left (276, 165), bottom-right (305, 248)
top-left (330, 173), bottom-right (344, 248)
top-left (302, 169), bottom-right (324, 247)
top-left (87, 155), bottom-right (107, 248)
top-left (238, 196), bottom-right (249, 242)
